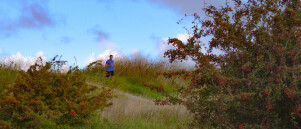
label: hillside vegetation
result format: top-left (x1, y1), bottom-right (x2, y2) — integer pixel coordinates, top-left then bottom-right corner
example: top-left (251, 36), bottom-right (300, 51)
top-left (0, 58), bottom-right (113, 128)
top-left (84, 55), bottom-right (191, 99)
top-left (1, 0), bottom-right (298, 128)
top-left (162, 0), bottom-right (301, 128)
top-left (0, 55), bottom-right (194, 128)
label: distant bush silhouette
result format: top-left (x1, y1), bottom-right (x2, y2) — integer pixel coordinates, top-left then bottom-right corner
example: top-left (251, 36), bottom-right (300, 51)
top-left (86, 60), bottom-right (105, 75)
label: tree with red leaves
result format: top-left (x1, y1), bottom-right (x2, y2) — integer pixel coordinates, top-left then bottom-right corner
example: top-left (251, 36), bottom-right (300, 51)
top-left (163, 0), bottom-right (300, 128)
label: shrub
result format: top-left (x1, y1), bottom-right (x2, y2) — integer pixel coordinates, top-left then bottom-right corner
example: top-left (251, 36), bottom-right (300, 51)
top-left (163, 0), bottom-right (301, 128)
top-left (0, 57), bottom-right (112, 128)
top-left (86, 60), bottom-right (105, 75)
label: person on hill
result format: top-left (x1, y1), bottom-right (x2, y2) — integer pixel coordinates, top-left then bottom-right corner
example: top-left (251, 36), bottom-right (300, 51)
top-left (103, 55), bottom-right (115, 85)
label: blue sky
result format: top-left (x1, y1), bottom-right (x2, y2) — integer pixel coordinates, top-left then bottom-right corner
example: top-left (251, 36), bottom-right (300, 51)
top-left (0, 0), bottom-right (242, 68)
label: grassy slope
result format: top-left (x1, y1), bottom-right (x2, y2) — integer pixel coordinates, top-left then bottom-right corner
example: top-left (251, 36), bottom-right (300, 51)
top-left (85, 55), bottom-right (190, 99)
top-left (84, 72), bottom-right (187, 99)
top-left (79, 89), bottom-right (193, 129)
top-left (0, 57), bottom-right (193, 128)
top-left (0, 72), bottom-right (193, 129)
top-left (82, 57), bottom-right (194, 128)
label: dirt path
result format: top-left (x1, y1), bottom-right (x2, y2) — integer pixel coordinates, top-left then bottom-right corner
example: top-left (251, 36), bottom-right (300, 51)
top-left (86, 82), bottom-right (154, 103)
top-left (86, 82), bottom-right (193, 127)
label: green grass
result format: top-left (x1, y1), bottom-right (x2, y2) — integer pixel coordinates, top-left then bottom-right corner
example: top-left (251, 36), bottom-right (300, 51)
top-left (84, 72), bottom-right (165, 99)
top-left (84, 55), bottom-right (190, 100)
top-left (84, 72), bottom-right (186, 99)
top-left (81, 70), bottom-right (194, 129)
top-left (77, 116), bottom-right (191, 129)
top-left (97, 117), bottom-right (193, 129)
top-left (0, 66), bottom-right (19, 82)
top-left (0, 66), bottom-right (19, 93)
top-left (127, 82), bottom-right (163, 98)
top-left (0, 56), bottom-right (193, 128)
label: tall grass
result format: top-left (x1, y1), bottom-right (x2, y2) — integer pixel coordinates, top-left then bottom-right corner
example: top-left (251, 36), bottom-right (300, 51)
top-left (98, 93), bottom-right (193, 129)
top-left (0, 55), bottom-right (194, 128)
top-left (82, 55), bottom-right (194, 128)
top-left (84, 54), bottom-right (190, 99)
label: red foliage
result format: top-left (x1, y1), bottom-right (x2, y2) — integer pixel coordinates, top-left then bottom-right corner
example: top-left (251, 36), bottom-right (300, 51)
top-left (142, 81), bottom-right (165, 92)
top-left (162, 0), bottom-right (301, 128)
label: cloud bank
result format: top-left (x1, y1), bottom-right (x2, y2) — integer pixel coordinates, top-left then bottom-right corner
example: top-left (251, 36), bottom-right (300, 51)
top-left (87, 49), bottom-right (123, 65)
top-left (0, 51), bottom-right (69, 73)
top-left (0, 51), bottom-right (46, 71)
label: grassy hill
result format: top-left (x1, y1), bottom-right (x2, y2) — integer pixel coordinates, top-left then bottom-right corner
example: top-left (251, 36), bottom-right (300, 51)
top-left (0, 56), bottom-right (194, 128)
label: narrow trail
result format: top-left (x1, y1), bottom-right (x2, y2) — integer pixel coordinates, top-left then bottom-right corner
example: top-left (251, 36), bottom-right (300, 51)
top-left (86, 82), bottom-right (193, 126)
top-left (86, 82), bottom-right (154, 103)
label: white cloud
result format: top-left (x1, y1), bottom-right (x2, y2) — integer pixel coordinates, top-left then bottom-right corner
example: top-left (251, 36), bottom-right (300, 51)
top-left (0, 51), bottom-right (47, 71)
top-left (87, 49), bottom-right (124, 65)
top-left (59, 64), bottom-right (68, 73)
top-left (36, 51), bottom-right (45, 58)
top-left (131, 48), bottom-right (140, 55)
top-left (177, 33), bottom-right (190, 44)
top-left (157, 33), bottom-right (191, 55)
top-left (97, 49), bottom-right (123, 61)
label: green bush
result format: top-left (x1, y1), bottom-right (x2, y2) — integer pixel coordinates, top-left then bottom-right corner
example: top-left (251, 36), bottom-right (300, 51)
top-left (163, 0), bottom-right (301, 128)
top-left (0, 57), bottom-right (112, 128)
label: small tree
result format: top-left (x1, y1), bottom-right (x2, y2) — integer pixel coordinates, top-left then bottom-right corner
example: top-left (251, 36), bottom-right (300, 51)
top-left (163, 0), bottom-right (300, 128)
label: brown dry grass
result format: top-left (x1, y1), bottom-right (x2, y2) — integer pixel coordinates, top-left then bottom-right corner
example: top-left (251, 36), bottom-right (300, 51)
top-left (102, 92), bottom-right (191, 120)
top-left (100, 92), bottom-right (193, 128)
top-left (88, 82), bottom-right (193, 128)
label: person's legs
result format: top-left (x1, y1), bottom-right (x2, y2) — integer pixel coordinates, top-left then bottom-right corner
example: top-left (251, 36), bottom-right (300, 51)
top-left (103, 77), bottom-right (109, 85)
top-left (103, 71), bottom-right (110, 85)
top-left (112, 71), bottom-right (115, 82)
top-left (112, 76), bottom-right (115, 81)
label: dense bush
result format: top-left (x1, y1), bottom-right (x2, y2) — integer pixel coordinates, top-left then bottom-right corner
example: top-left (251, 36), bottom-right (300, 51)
top-left (163, 0), bottom-right (300, 128)
top-left (0, 57), bottom-right (112, 128)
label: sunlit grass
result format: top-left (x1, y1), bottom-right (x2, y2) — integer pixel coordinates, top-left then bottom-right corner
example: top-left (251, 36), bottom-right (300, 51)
top-left (84, 55), bottom-right (190, 99)
top-left (0, 55), bottom-right (193, 128)
top-left (96, 93), bottom-right (193, 129)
